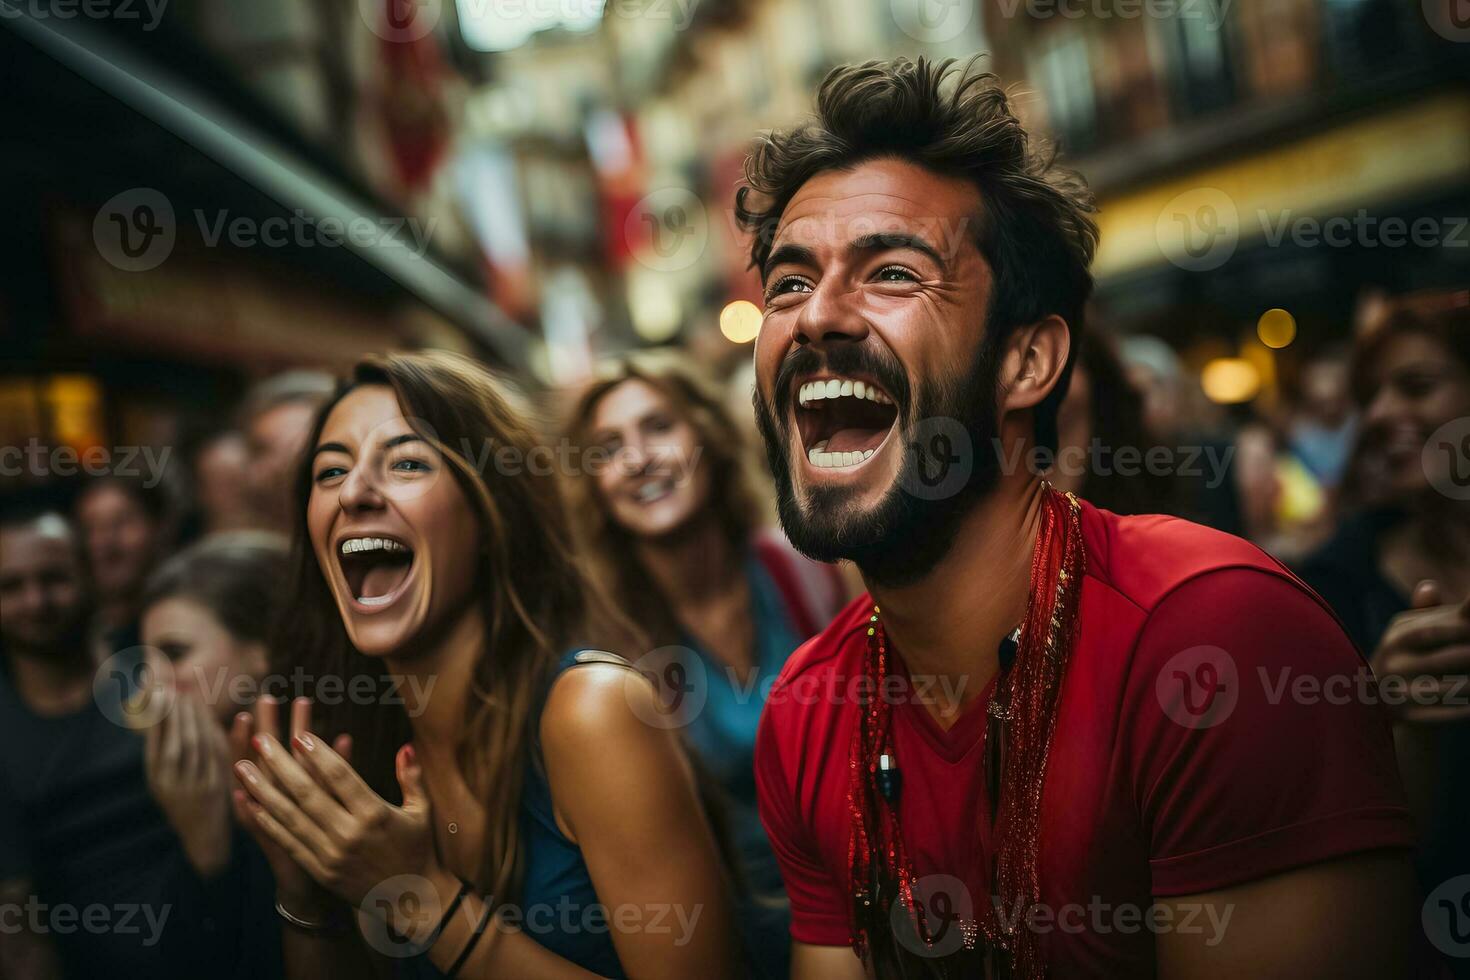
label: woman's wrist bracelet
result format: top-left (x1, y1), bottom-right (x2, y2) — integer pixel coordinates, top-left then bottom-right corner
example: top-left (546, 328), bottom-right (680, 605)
top-left (275, 898), bottom-right (352, 936)
top-left (410, 877), bottom-right (472, 952)
top-left (445, 902), bottom-right (495, 979)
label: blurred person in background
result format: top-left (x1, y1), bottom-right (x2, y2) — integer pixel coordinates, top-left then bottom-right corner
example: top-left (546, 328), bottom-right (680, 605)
top-left (191, 430), bottom-right (258, 535)
top-left (1047, 332), bottom-right (1175, 515)
top-left (1119, 334), bottom-right (1244, 535)
top-left (1299, 301), bottom-right (1470, 922)
top-left (136, 531), bottom-right (292, 978)
top-left (0, 502), bottom-right (235, 979)
top-left (1288, 345), bottom-right (1357, 493)
top-left (562, 350), bottom-right (849, 979)
top-left (230, 351), bottom-right (740, 979)
top-left (75, 474), bottom-right (173, 652)
top-left (240, 370), bottom-right (335, 532)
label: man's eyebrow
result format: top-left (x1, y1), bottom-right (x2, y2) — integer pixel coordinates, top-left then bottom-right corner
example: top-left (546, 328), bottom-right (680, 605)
top-left (761, 242), bottom-right (816, 282)
top-left (850, 231), bottom-right (949, 272)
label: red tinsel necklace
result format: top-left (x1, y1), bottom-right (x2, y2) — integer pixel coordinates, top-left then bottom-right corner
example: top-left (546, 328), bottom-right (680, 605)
top-left (847, 486), bottom-right (1085, 979)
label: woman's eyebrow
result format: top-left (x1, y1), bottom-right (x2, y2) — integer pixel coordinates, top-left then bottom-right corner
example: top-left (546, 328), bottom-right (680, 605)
top-left (382, 433), bottom-right (425, 449)
top-left (311, 441), bottom-right (351, 459)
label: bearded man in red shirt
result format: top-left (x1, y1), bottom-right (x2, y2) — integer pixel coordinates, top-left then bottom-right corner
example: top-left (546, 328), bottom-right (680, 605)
top-left (743, 57), bottom-right (1421, 979)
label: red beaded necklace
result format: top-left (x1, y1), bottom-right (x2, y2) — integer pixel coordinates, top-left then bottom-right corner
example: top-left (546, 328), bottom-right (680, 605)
top-left (847, 487), bottom-right (1085, 979)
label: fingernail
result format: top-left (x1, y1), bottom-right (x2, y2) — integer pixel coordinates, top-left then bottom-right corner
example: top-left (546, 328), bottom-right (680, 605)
top-left (235, 712), bottom-right (251, 726)
top-left (236, 762), bottom-right (257, 783)
top-left (296, 733), bottom-right (315, 751)
top-left (252, 735), bottom-right (271, 755)
top-left (403, 743), bottom-right (416, 765)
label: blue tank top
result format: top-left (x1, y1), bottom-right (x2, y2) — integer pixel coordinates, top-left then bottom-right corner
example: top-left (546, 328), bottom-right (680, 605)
top-left (405, 650), bottom-right (625, 978)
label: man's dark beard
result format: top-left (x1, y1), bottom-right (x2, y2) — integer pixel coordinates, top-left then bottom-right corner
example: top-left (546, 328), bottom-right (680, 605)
top-left (754, 339), bottom-right (1001, 589)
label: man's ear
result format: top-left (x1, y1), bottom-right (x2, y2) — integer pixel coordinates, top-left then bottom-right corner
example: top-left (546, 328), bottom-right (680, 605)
top-left (999, 315), bottom-right (1071, 414)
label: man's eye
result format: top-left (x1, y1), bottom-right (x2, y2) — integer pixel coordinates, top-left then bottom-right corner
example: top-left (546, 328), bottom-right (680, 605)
top-left (765, 275), bottom-right (813, 300)
top-left (875, 265), bottom-right (918, 283)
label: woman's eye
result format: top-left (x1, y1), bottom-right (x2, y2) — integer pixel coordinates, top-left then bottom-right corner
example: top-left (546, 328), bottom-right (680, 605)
top-left (645, 416), bottom-right (674, 434)
top-left (875, 265), bottom-right (918, 283)
top-left (314, 465), bottom-right (348, 483)
top-left (390, 458), bottom-right (431, 474)
top-left (765, 275), bottom-right (813, 300)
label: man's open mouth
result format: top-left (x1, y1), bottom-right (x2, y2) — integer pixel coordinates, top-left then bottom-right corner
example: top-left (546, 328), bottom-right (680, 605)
top-left (337, 535), bottom-right (417, 609)
top-left (794, 374), bottom-right (899, 469)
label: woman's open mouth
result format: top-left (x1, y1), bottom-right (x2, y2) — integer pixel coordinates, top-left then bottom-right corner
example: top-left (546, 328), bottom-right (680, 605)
top-left (794, 374), bottom-right (900, 470)
top-left (337, 535), bottom-right (417, 611)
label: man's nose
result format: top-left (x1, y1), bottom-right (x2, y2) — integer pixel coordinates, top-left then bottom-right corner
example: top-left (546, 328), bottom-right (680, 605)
top-left (793, 278), bottom-right (869, 347)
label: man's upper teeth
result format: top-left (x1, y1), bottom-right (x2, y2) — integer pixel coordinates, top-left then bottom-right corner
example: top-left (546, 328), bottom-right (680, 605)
top-left (340, 537), bottom-right (408, 555)
top-left (798, 378), bottom-right (892, 407)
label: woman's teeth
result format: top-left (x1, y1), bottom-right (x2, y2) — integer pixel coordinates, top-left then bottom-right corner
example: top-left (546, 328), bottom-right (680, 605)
top-left (807, 440), bottom-right (876, 469)
top-left (797, 377), bottom-right (892, 408)
top-left (339, 537), bottom-right (410, 555)
top-left (634, 479), bottom-right (674, 503)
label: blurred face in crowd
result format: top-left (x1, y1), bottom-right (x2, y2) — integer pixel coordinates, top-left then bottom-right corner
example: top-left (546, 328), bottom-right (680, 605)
top-left (1126, 363), bottom-right (1180, 438)
top-left (1362, 331), bottom-right (1470, 500)
top-left (589, 378), bottom-right (711, 541)
top-left (752, 159), bottom-right (1003, 581)
top-left (247, 400), bottom-right (321, 529)
top-left (195, 431), bottom-right (255, 532)
top-left (307, 385), bottom-right (480, 658)
top-left (142, 596), bottom-right (268, 724)
top-left (1300, 358), bottom-right (1353, 428)
top-left (76, 483), bottom-right (160, 604)
top-left (0, 515), bottom-right (88, 660)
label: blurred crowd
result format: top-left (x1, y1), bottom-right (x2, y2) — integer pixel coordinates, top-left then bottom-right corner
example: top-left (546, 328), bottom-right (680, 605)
top-left (1, 284), bottom-right (1468, 977)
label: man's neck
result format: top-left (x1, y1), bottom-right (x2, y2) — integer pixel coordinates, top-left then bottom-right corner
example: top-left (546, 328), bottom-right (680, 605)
top-left (865, 473), bottom-right (1046, 724)
top-left (6, 647), bottom-right (95, 717)
top-left (635, 515), bottom-right (741, 607)
top-left (388, 604), bottom-right (486, 751)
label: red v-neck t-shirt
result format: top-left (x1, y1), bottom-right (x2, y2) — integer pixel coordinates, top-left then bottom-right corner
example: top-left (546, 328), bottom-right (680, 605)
top-left (754, 502), bottom-right (1414, 975)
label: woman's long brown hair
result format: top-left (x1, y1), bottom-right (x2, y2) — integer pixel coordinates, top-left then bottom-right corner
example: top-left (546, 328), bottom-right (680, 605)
top-left (272, 350), bottom-right (589, 906)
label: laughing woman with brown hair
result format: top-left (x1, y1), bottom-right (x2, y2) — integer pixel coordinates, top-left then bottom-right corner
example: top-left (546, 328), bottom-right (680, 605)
top-left (561, 350), bottom-right (849, 980)
top-left (229, 351), bottom-right (738, 979)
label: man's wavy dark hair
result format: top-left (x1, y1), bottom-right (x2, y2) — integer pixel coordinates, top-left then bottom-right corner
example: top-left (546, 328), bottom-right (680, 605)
top-left (735, 55), bottom-right (1098, 453)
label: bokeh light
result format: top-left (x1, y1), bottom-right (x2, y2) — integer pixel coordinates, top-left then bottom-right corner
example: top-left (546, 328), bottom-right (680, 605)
top-left (1201, 358), bottom-right (1262, 404)
top-left (719, 300), bottom-right (762, 344)
top-left (1256, 308), bottom-right (1297, 349)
